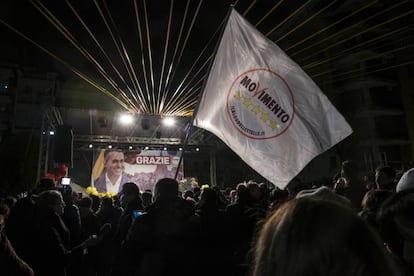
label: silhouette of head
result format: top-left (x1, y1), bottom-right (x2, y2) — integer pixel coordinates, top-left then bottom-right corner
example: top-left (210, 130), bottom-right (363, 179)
top-left (154, 178), bottom-right (179, 201)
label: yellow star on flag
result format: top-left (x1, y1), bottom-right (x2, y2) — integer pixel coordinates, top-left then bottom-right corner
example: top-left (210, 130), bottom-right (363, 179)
top-left (260, 112), bottom-right (269, 122)
top-left (268, 120), bottom-right (278, 130)
top-left (252, 104), bottom-right (260, 114)
top-left (234, 90), bottom-right (243, 100)
top-left (243, 97), bottom-right (252, 107)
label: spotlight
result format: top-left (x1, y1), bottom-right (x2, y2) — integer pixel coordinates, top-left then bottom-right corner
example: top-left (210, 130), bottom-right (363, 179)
top-left (162, 117), bottom-right (175, 127)
top-left (179, 147), bottom-right (183, 151)
top-left (108, 145), bottom-right (113, 149)
top-left (49, 130), bottom-right (55, 136)
top-left (144, 146), bottom-right (149, 150)
top-left (195, 147), bottom-right (200, 152)
top-left (119, 113), bottom-right (134, 125)
top-left (163, 147), bottom-right (167, 151)
top-left (128, 145), bottom-right (133, 150)
top-left (88, 144), bottom-right (93, 148)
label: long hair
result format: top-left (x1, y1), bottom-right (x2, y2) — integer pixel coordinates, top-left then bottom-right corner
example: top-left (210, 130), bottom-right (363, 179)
top-left (252, 197), bottom-right (398, 276)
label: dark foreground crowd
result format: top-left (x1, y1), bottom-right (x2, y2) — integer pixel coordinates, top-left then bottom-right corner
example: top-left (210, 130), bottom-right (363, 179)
top-left (1, 160), bottom-right (414, 276)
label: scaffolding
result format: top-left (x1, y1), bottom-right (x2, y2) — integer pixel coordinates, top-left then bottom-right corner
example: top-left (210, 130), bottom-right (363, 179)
top-left (36, 106), bottom-right (63, 182)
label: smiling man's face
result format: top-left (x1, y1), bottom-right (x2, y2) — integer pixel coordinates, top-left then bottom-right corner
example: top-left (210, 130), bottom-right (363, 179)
top-left (104, 151), bottom-right (125, 178)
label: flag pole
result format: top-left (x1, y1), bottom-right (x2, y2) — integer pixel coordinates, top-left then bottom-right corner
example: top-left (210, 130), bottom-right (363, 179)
top-left (174, 5), bottom-right (234, 180)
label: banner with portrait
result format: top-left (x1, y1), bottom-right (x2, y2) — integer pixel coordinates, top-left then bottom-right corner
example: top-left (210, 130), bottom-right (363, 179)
top-left (91, 149), bottom-right (184, 193)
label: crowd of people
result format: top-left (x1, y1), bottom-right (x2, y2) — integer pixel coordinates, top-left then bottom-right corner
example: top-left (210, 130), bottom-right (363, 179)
top-left (1, 161), bottom-right (414, 276)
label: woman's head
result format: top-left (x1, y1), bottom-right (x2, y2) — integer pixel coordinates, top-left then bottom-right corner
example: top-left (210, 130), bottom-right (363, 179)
top-left (252, 197), bottom-right (398, 276)
top-left (36, 190), bottom-right (66, 216)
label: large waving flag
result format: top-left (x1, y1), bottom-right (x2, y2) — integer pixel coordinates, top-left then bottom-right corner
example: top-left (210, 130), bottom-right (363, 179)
top-left (193, 8), bottom-right (353, 189)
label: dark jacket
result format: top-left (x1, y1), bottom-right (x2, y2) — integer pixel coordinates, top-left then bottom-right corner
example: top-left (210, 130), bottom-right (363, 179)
top-left (0, 232), bottom-right (34, 276)
top-left (28, 206), bottom-right (83, 276)
top-left (113, 197), bottom-right (200, 276)
top-left (4, 196), bottom-right (36, 262)
top-left (114, 198), bottom-right (145, 245)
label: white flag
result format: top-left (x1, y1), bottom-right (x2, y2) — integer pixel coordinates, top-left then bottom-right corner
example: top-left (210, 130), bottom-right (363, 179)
top-left (193, 8), bottom-right (353, 189)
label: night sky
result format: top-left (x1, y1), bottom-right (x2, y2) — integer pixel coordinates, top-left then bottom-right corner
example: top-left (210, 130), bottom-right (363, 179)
top-left (1, 0), bottom-right (413, 114)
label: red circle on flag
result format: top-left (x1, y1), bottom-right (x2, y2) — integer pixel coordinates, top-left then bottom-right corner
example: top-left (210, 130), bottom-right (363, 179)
top-left (226, 68), bottom-right (295, 139)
